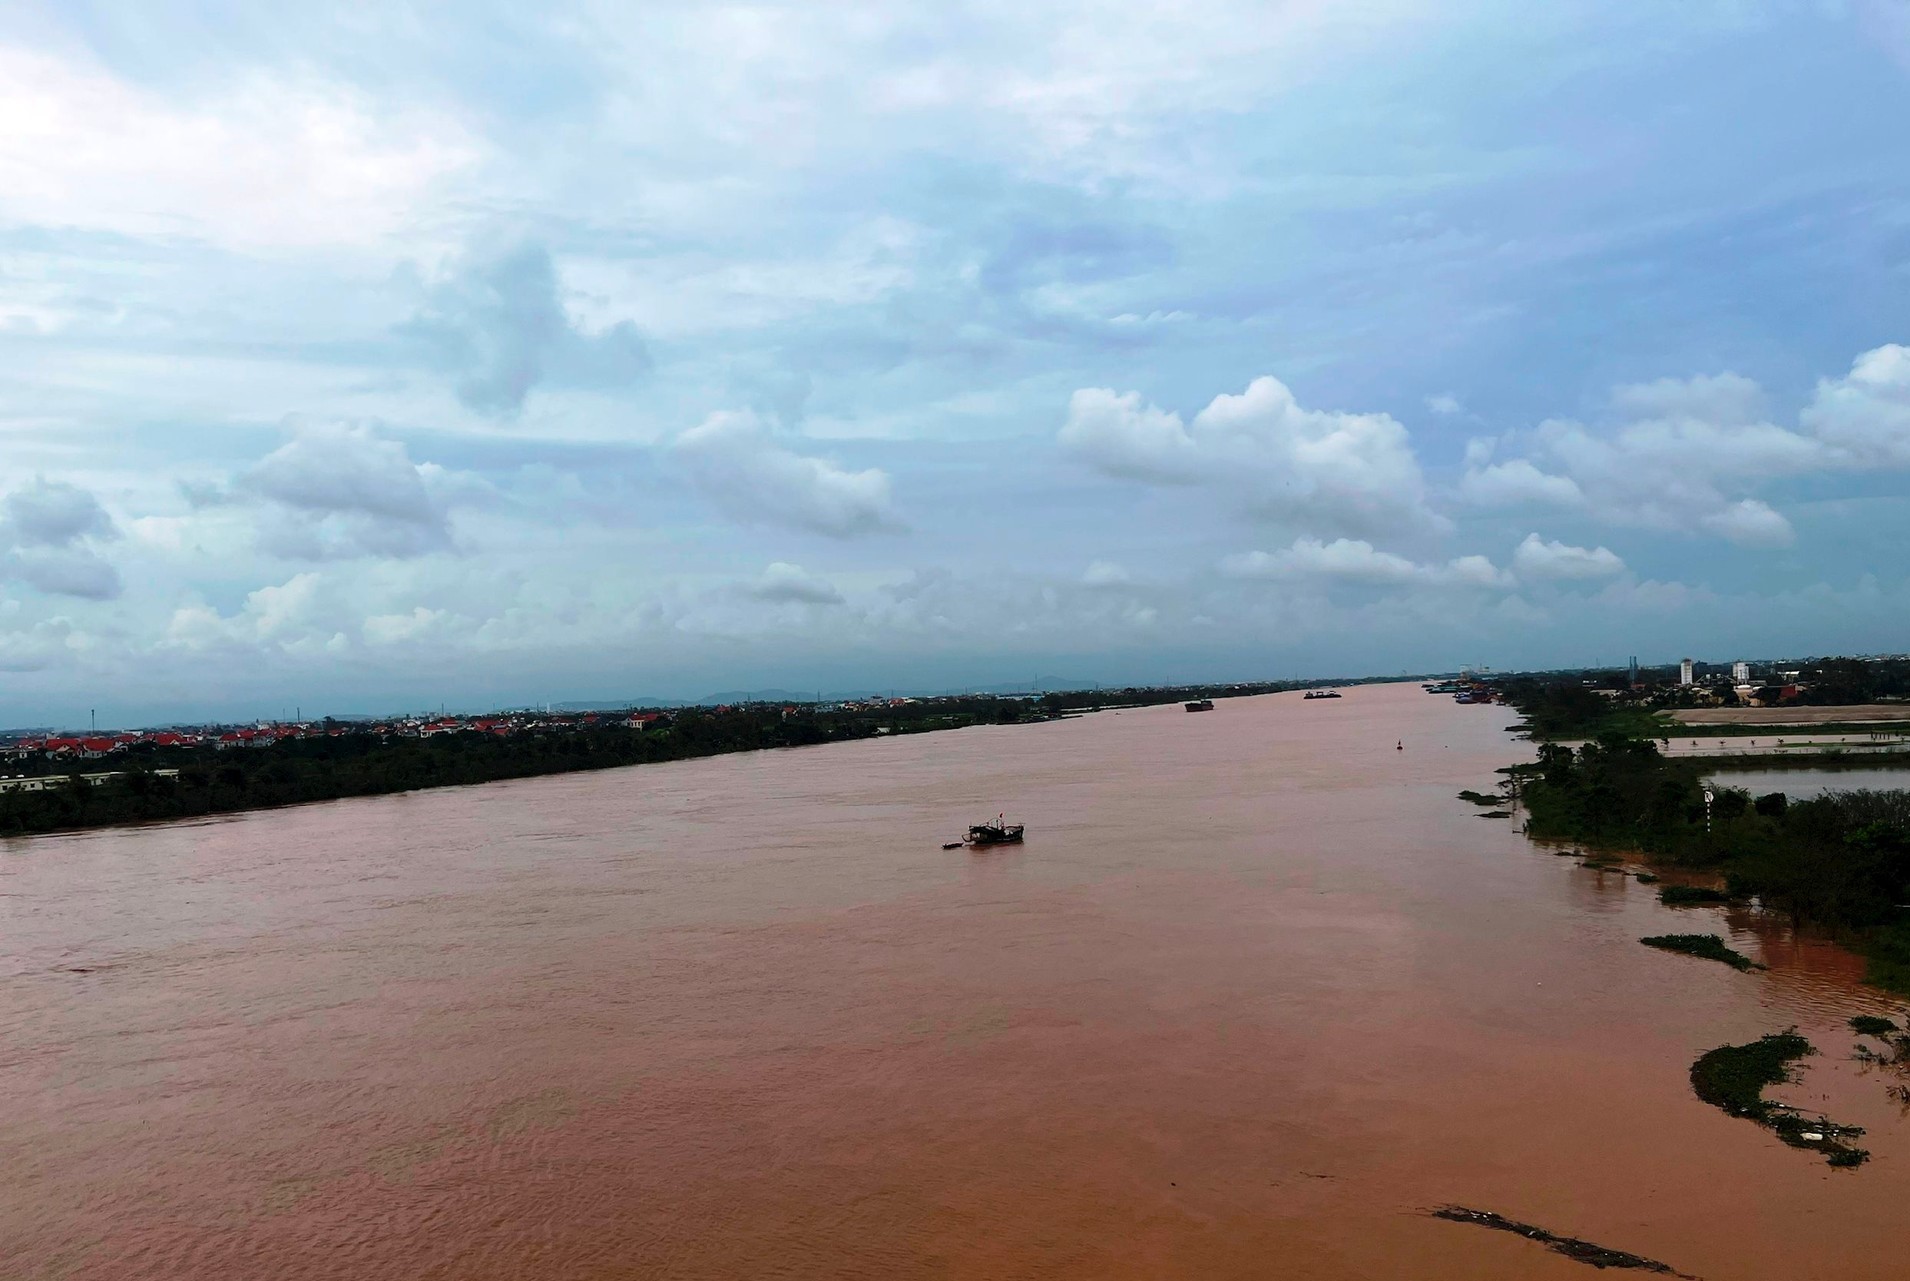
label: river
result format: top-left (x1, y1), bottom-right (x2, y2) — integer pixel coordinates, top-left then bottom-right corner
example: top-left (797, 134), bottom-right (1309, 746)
top-left (3, 683), bottom-right (1905, 1279)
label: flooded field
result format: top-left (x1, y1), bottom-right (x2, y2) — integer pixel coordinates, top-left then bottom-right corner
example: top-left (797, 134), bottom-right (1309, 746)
top-left (3, 683), bottom-right (1905, 1279)
top-left (1706, 766), bottom-right (1910, 799)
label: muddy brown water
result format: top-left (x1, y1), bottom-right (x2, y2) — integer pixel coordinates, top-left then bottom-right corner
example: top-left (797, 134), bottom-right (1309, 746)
top-left (3, 684), bottom-right (1906, 1279)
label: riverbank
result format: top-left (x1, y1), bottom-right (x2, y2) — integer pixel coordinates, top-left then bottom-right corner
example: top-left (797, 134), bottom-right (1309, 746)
top-left (1494, 736), bottom-right (1910, 996)
top-left (0, 706), bottom-right (942, 839)
top-left (1, 684), bottom-right (1339, 840)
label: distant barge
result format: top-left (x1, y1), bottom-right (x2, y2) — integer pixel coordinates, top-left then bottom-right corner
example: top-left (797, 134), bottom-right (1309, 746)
top-left (1303, 689), bottom-right (1343, 700)
top-left (1184, 698), bottom-right (1215, 712)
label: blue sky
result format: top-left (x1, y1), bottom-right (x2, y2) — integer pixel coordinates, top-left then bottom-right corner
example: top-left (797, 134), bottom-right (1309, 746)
top-left (2, 0), bottom-right (1909, 723)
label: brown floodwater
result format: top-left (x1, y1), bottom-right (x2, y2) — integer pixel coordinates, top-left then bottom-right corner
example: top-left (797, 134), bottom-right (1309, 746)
top-left (4, 684), bottom-right (1907, 1280)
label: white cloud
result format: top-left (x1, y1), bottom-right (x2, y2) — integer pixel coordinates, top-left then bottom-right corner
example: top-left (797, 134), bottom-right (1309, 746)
top-left (2, 478), bottom-right (118, 546)
top-left (0, 45), bottom-right (477, 251)
top-left (1699, 498), bottom-right (1795, 548)
top-left (1425, 393), bottom-right (1463, 416)
top-left (677, 409), bottom-right (900, 538)
top-left (1220, 537), bottom-right (1511, 589)
top-left (0, 478), bottom-right (122, 599)
top-left (1082, 559), bottom-right (1133, 586)
top-left (1802, 343), bottom-right (1910, 467)
top-left (232, 422), bottom-right (463, 560)
top-left (1461, 348), bottom-right (1910, 547)
top-left (363, 606), bottom-right (459, 647)
top-left (165, 572), bottom-right (344, 653)
top-left (0, 616), bottom-right (78, 671)
top-left (744, 562), bottom-right (844, 604)
top-left (1458, 458), bottom-right (1584, 508)
top-left (1470, 368), bottom-right (1830, 542)
top-left (1061, 375), bottom-right (1443, 537)
top-left (402, 240), bottom-right (652, 416)
top-left (1511, 533), bottom-right (1626, 581)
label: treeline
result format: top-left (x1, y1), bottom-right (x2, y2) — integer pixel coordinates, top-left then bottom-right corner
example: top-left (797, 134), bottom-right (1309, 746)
top-left (0, 707), bottom-right (914, 838)
top-left (1787, 656), bottom-right (1910, 705)
top-left (1515, 734), bottom-right (1910, 991)
top-left (1494, 677), bottom-right (1657, 740)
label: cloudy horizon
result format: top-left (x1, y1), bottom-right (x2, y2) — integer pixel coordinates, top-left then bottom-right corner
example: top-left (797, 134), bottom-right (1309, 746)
top-left (4, 1), bottom-right (1909, 727)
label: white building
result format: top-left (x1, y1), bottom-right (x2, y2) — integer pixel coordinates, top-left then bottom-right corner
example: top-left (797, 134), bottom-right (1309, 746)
top-left (1680, 657), bottom-right (1694, 686)
top-left (1733, 661), bottom-right (1750, 684)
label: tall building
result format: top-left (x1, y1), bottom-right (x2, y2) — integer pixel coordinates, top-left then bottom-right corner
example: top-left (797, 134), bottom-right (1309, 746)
top-left (1629, 655), bottom-right (1639, 687)
top-left (1680, 657), bottom-right (1694, 686)
top-left (1733, 661), bottom-right (1750, 684)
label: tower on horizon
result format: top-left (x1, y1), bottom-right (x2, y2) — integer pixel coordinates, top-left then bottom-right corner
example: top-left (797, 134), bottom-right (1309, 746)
top-left (1680, 657), bottom-right (1695, 686)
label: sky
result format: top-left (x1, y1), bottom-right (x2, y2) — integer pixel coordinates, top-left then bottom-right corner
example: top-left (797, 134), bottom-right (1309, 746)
top-left (3, 0), bottom-right (1909, 724)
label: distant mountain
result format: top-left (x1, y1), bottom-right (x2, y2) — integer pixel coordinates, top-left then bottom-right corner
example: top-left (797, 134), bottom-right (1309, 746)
top-left (692, 689), bottom-right (829, 706)
top-left (551, 697), bottom-right (687, 712)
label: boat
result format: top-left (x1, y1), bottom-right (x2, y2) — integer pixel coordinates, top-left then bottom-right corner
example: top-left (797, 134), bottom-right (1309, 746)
top-left (1303, 689), bottom-right (1343, 700)
top-left (965, 816), bottom-right (1024, 846)
top-left (1184, 698), bottom-right (1215, 712)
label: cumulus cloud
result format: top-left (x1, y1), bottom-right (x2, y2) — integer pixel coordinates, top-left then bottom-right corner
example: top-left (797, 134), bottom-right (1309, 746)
top-left (403, 240), bottom-right (652, 416)
top-left (363, 606), bottom-right (462, 647)
top-left (1082, 559), bottom-right (1133, 587)
top-left (1469, 375), bottom-right (1823, 541)
top-left (677, 409), bottom-right (901, 538)
top-left (1460, 348), bottom-right (1910, 546)
top-left (1457, 458), bottom-right (1584, 509)
top-left (166, 572), bottom-right (351, 655)
top-left (1061, 375), bottom-right (1442, 537)
top-left (0, 44), bottom-right (475, 251)
top-left (1425, 393), bottom-right (1463, 416)
top-left (1220, 538), bottom-right (1511, 589)
top-left (1511, 534), bottom-right (1626, 581)
top-left (1802, 343), bottom-right (1910, 466)
top-left (221, 422), bottom-right (467, 560)
top-left (1699, 498), bottom-right (1795, 548)
top-left (0, 478), bottom-right (123, 599)
top-left (0, 617), bottom-right (79, 671)
top-left (744, 562), bottom-right (845, 604)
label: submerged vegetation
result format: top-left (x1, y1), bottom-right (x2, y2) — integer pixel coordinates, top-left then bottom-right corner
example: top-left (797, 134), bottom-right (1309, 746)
top-left (1657, 885), bottom-right (1731, 907)
top-left (1505, 730), bottom-right (1910, 994)
top-left (1640, 934), bottom-right (1762, 971)
top-left (1688, 1032), bottom-right (1868, 1167)
top-left (1429, 1207), bottom-right (1693, 1275)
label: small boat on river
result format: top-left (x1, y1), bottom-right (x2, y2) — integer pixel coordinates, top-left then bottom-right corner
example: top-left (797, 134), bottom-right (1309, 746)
top-left (964, 816), bottom-right (1025, 846)
top-left (1184, 699), bottom-right (1215, 712)
top-left (1303, 689), bottom-right (1343, 700)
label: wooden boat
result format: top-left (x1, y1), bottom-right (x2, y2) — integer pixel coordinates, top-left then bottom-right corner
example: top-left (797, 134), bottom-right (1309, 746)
top-left (965, 817), bottom-right (1024, 846)
top-left (1184, 698), bottom-right (1215, 712)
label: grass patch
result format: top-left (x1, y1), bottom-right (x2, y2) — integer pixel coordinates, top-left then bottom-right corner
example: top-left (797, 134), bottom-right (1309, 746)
top-left (1850, 1015), bottom-right (1899, 1038)
top-left (1478, 809), bottom-right (1513, 819)
top-left (1457, 789), bottom-right (1504, 806)
top-left (1640, 933), bottom-right (1763, 971)
top-left (1634, 872), bottom-right (1660, 884)
top-left (1689, 1031), bottom-right (1867, 1167)
top-left (1657, 885), bottom-right (1730, 907)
